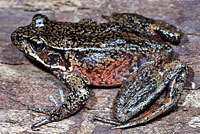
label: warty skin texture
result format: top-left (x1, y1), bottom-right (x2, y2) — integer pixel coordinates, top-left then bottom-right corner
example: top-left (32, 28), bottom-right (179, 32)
top-left (11, 13), bottom-right (187, 129)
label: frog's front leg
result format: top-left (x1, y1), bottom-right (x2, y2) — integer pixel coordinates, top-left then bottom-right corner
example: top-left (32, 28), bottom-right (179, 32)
top-left (27, 72), bottom-right (90, 129)
top-left (94, 60), bottom-right (187, 129)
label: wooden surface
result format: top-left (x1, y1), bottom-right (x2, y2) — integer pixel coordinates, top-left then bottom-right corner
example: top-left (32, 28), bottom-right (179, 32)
top-left (0, 0), bottom-right (200, 133)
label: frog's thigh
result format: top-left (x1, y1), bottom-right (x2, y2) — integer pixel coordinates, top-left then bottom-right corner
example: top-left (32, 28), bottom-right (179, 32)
top-left (111, 61), bottom-right (187, 129)
top-left (117, 13), bottom-right (183, 44)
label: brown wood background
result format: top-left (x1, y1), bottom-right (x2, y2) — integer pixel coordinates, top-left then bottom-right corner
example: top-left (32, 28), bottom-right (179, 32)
top-left (0, 0), bottom-right (200, 133)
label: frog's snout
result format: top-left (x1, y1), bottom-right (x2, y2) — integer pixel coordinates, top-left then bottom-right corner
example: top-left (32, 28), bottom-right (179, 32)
top-left (11, 29), bottom-right (28, 52)
top-left (11, 32), bottom-right (22, 44)
top-left (11, 27), bottom-right (21, 43)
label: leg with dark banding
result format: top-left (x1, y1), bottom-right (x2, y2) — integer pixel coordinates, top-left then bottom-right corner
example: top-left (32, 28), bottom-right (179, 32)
top-left (94, 60), bottom-right (187, 129)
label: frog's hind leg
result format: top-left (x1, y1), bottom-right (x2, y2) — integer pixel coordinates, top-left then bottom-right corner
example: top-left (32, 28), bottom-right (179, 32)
top-left (111, 61), bottom-right (188, 129)
top-left (94, 61), bottom-right (187, 129)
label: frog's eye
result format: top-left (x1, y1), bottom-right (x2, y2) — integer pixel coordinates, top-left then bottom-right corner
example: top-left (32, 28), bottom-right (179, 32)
top-left (29, 37), bottom-right (47, 53)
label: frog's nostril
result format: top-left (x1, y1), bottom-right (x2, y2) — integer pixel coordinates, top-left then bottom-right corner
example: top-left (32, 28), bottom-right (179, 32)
top-left (16, 34), bottom-right (23, 41)
top-left (11, 32), bottom-right (23, 43)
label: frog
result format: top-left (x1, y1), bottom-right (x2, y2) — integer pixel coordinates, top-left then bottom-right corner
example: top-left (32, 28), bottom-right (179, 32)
top-left (11, 13), bottom-right (188, 130)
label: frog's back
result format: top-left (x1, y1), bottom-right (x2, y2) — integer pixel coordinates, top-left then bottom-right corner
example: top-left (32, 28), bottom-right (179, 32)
top-left (46, 17), bottom-right (170, 86)
top-left (46, 17), bottom-right (165, 50)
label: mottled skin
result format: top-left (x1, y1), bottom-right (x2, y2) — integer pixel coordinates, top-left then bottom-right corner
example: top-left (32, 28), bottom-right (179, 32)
top-left (11, 13), bottom-right (188, 129)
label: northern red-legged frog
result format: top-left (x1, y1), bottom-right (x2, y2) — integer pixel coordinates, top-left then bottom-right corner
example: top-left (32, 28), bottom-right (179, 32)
top-left (11, 13), bottom-right (188, 129)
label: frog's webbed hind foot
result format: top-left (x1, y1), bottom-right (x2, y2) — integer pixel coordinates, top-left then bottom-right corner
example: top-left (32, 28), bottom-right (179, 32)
top-left (93, 116), bottom-right (121, 126)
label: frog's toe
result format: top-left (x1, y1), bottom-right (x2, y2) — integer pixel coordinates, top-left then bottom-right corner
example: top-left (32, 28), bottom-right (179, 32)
top-left (49, 88), bottom-right (65, 107)
top-left (31, 117), bottom-right (52, 130)
top-left (26, 105), bottom-right (51, 115)
top-left (58, 88), bottom-right (65, 103)
top-left (49, 93), bottom-right (59, 107)
top-left (26, 106), bottom-right (58, 129)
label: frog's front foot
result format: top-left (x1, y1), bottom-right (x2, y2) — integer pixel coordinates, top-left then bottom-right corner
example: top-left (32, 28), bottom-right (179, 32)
top-left (26, 105), bottom-right (54, 130)
top-left (26, 73), bottom-right (90, 130)
top-left (26, 88), bottom-right (66, 129)
top-left (48, 88), bottom-right (65, 107)
top-left (26, 88), bottom-right (65, 113)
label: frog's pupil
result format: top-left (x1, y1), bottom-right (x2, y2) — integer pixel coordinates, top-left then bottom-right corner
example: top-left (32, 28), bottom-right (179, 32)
top-left (34, 41), bottom-right (41, 47)
top-left (29, 37), bottom-right (46, 53)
